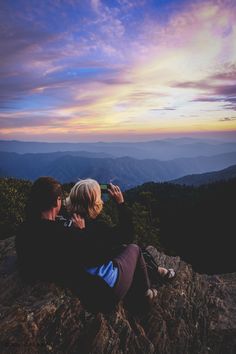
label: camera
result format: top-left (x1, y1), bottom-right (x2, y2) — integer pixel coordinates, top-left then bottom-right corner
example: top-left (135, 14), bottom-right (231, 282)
top-left (100, 183), bottom-right (111, 193)
top-left (56, 215), bottom-right (73, 228)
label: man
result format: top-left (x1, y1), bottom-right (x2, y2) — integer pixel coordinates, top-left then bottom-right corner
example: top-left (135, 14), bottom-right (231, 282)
top-left (15, 176), bottom-right (93, 282)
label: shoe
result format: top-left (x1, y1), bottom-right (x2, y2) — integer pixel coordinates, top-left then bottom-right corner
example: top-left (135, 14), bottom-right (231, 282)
top-left (145, 288), bottom-right (158, 301)
top-left (158, 267), bottom-right (176, 280)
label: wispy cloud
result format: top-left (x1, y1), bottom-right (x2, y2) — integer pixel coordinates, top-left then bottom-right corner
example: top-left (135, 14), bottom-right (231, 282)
top-left (0, 0), bottom-right (236, 141)
top-left (219, 116), bottom-right (236, 122)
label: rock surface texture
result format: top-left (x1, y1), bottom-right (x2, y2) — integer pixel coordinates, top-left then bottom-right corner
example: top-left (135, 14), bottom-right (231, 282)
top-left (0, 237), bottom-right (235, 354)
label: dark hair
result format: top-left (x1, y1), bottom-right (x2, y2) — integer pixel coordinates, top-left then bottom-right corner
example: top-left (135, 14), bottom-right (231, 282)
top-left (26, 177), bottom-right (62, 220)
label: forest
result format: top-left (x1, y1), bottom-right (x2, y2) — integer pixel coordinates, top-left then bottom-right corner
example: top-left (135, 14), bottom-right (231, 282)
top-left (1, 177), bottom-right (235, 274)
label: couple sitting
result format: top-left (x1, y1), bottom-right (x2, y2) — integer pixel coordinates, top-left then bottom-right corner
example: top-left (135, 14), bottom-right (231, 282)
top-left (15, 177), bottom-right (175, 313)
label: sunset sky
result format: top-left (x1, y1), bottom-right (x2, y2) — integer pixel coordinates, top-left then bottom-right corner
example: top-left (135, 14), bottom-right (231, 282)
top-left (0, 0), bottom-right (236, 142)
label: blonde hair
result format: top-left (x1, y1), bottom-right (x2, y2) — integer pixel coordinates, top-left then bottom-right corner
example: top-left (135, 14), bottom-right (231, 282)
top-left (66, 179), bottom-right (103, 219)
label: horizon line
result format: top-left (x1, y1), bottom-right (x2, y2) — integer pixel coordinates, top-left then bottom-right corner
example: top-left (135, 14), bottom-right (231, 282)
top-left (1, 131), bottom-right (236, 144)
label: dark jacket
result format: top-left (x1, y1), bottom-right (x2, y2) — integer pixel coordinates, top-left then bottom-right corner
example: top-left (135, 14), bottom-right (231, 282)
top-left (15, 203), bottom-right (134, 312)
top-left (70, 203), bottom-right (134, 267)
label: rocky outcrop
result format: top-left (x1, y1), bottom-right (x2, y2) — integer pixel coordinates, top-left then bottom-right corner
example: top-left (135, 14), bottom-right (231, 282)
top-left (0, 237), bottom-right (235, 354)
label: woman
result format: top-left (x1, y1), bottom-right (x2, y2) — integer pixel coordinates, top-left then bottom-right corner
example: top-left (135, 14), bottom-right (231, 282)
top-left (66, 179), bottom-right (174, 307)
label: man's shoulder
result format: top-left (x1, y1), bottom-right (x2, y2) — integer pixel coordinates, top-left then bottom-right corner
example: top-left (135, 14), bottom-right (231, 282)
top-left (16, 219), bottom-right (67, 238)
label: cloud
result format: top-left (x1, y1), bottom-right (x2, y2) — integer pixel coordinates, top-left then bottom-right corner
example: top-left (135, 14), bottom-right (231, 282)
top-left (0, 112), bottom-right (69, 128)
top-left (1, 0), bottom-right (236, 140)
top-left (214, 85), bottom-right (236, 96)
top-left (219, 117), bottom-right (236, 122)
top-left (90, 0), bottom-right (101, 13)
top-left (210, 64), bottom-right (236, 81)
top-left (150, 107), bottom-right (176, 111)
top-left (173, 63), bottom-right (236, 110)
top-left (0, 0), bottom-right (130, 111)
top-left (89, 0), bottom-right (125, 40)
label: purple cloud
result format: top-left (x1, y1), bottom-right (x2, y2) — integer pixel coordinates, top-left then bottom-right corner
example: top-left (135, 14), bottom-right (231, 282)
top-left (0, 108), bottom-right (75, 128)
top-left (172, 64), bottom-right (236, 110)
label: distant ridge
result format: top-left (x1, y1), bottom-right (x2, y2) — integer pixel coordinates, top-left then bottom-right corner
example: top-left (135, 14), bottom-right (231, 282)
top-left (170, 164), bottom-right (236, 186)
top-left (1, 151), bottom-right (236, 189)
top-left (1, 138), bottom-right (236, 160)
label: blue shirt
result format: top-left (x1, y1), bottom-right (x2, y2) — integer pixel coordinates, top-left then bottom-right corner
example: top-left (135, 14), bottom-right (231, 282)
top-left (86, 261), bottom-right (118, 288)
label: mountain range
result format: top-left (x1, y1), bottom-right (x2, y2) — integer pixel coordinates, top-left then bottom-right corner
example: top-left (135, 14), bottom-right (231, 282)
top-left (1, 138), bottom-right (236, 160)
top-left (1, 150), bottom-right (236, 189)
top-left (171, 164), bottom-right (236, 186)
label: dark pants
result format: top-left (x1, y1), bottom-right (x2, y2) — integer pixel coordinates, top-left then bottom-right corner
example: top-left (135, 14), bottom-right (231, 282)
top-left (112, 244), bottom-right (150, 301)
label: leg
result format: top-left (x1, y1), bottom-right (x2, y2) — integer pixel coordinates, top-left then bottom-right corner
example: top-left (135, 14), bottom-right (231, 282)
top-left (145, 245), bottom-right (176, 279)
top-left (113, 244), bottom-right (150, 301)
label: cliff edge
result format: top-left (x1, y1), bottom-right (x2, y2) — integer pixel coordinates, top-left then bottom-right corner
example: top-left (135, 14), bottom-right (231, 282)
top-left (0, 237), bottom-right (235, 354)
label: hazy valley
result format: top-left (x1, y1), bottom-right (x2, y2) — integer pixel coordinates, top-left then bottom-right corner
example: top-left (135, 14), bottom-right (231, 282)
top-left (0, 138), bottom-right (236, 188)
top-left (1, 137), bottom-right (236, 159)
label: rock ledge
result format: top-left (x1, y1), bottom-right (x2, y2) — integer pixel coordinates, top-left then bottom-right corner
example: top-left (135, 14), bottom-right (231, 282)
top-left (0, 237), bottom-right (235, 354)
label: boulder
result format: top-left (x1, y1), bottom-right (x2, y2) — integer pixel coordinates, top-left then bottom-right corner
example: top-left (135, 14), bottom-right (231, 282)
top-left (0, 237), bottom-right (235, 354)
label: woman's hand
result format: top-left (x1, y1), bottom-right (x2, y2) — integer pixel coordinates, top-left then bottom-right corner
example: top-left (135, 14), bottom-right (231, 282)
top-left (108, 183), bottom-right (124, 204)
top-left (71, 213), bottom-right (85, 229)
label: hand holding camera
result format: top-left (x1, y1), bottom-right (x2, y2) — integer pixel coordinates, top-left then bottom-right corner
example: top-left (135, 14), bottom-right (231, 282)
top-left (107, 183), bottom-right (124, 204)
